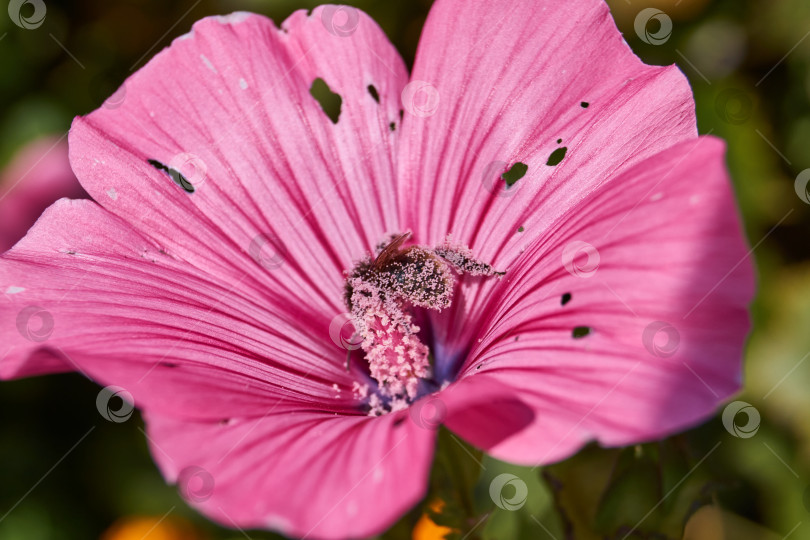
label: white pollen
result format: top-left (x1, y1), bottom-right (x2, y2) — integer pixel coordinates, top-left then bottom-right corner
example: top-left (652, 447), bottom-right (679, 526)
top-left (650, 192), bottom-right (663, 201)
top-left (106, 188), bottom-right (118, 201)
top-left (5, 286), bottom-right (25, 294)
top-left (239, 78), bottom-right (248, 90)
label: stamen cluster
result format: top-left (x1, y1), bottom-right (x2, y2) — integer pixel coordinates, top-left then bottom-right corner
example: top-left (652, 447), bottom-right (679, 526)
top-left (344, 233), bottom-right (503, 415)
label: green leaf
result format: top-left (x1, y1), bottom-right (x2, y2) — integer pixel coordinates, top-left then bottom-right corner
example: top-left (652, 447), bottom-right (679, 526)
top-left (423, 428), bottom-right (488, 538)
top-left (543, 440), bottom-right (711, 539)
top-left (477, 457), bottom-right (561, 540)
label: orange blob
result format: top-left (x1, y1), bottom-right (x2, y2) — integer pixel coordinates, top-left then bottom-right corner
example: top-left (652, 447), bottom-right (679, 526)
top-left (412, 500), bottom-right (458, 540)
top-left (100, 515), bottom-right (202, 540)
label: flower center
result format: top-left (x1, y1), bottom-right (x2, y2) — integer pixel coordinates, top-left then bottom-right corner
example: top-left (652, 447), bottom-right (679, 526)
top-left (344, 232), bottom-right (503, 415)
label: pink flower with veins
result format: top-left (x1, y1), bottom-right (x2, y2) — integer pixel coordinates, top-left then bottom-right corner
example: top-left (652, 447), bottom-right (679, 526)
top-left (0, 136), bottom-right (84, 253)
top-left (0, 1), bottom-right (753, 538)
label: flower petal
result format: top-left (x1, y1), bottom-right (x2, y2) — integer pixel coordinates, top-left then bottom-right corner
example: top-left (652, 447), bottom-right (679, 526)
top-left (0, 136), bottom-right (84, 252)
top-left (1, 200), bottom-right (361, 418)
top-left (143, 409), bottom-right (435, 539)
top-left (69, 9), bottom-right (408, 322)
top-left (400, 0), bottom-right (696, 249)
top-left (438, 375), bottom-right (536, 450)
top-left (398, 0), bottom-right (699, 364)
top-left (447, 136), bottom-right (754, 464)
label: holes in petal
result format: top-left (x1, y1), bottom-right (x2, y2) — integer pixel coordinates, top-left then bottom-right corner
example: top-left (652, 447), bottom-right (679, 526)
top-left (389, 121), bottom-right (396, 132)
top-left (581, 101), bottom-right (590, 108)
top-left (572, 326), bottom-right (591, 339)
top-left (501, 162), bottom-right (528, 187)
top-left (310, 77), bottom-right (342, 124)
top-left (561, 292), bottom-right (572, 305)
top-left (367, 84), bottom-right (380, 103)
top-left (148, 158), bottom-right (194, 193)
top-left (517, 226), bottom-right (524, 233)
top-left (546, 147), bottom-right (568, 167)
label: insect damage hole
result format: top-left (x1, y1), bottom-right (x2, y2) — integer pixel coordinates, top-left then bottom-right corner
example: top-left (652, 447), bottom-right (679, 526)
top-left (310, 77), bottom-right (342, 124)
top-left (501, 162), bottom-right (528, 187)
top-left (546, 146), bottom-right (568, 166)
top-left (561, 292), bottom-right (572, 305)
top-left (148, 159), bottom-right (194, 193)
top-left (367, 84), bottom-right (380, 103)
top-left (572, 326), bottom-right (591, 339)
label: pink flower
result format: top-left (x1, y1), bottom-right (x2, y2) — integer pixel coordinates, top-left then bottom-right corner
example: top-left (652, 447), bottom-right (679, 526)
top-left (0, 136), bottom-right (84, 253)
top-left (1, 1), bottom-right (753, 538)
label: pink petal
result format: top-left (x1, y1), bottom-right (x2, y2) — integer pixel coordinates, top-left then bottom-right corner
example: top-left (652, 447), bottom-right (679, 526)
top-left (439, 375), bottom-right (535, 449)
top-left (1, 200), bottom-right (361, 418)
top-left (143, 409), bottom-right (435, 539)
top-left (69, 9), bottom-right (408, 320)
top-left (398, 0), bottom-right (698, 357)
top-left (445, 136), bottom-right (753, 464)
top-left (0, 136), bottom-right (84, 252)
top-left (1, 16), bottom-right (437, 535)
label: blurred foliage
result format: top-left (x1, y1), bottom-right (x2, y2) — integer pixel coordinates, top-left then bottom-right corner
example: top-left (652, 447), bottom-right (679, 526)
top-left (1, 0), bottom-right (809, 538)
